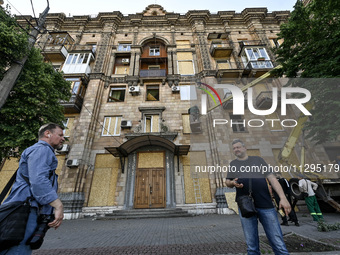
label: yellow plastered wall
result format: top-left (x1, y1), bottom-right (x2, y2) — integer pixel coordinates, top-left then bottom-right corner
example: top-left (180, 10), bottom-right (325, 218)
top-left (0, 158), bottom-right (19, 192)
top-left (182, 152), bottom-right (212, 204)
top-left (88, 154), bottom-right (119, 207)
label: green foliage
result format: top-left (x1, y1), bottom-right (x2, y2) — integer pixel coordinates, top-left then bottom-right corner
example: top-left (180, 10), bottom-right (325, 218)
top-left (0, 47), bottom-right (71, 159)
top-left (0, 6), bottom-right (29, 80)
top-left (274, 0), bottom-right (340, 144)
top-left (317, 220), bottom-right (340, 232)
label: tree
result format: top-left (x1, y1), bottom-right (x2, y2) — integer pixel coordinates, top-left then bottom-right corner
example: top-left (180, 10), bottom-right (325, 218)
top-left (0, 6), bottom-right (29, 80)
top-left (0, 8), bottom-right (71, 159)
top-left (274, 0), bottom-right (340, 144)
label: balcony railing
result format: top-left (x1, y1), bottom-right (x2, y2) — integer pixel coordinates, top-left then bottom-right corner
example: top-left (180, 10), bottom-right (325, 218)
top-left (60, 94), bottom-right (84, 113)
top-left (245, 60), bottom-right (273, 70)
top-left (210, 43), bottom-right (233, 57)
top-left (139, 69), bottom-right (166, 77)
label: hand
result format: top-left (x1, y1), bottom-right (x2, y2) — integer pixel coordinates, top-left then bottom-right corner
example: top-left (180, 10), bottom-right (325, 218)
top-left (48, 199), bottom-right (64, 229)
top-left (233, 178), bottom-right (244, 189)
top-left (279, 197), bottom-right (291, 216)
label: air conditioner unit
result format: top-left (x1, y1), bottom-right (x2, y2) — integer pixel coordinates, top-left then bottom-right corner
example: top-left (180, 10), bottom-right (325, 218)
top-left (121, 120), bottom-right (132, 128)
top-left (66, 159), bottom-right (79, 168)
top-left (57, 144), bottom-right (70, 154)
top-left (129, 86), bottom-right (140, 94)
top-left (122, 58), bottom-right (130, 64)
top-left (172, 86), bottom-right (180, 93)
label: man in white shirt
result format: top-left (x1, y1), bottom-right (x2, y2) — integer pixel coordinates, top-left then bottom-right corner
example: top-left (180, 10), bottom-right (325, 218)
top-left (298, 176), bottom-right (324, 221)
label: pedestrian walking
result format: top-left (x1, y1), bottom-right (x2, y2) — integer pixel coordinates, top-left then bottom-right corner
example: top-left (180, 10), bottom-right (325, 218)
top-left (0, 123), bottom-right (65, 255)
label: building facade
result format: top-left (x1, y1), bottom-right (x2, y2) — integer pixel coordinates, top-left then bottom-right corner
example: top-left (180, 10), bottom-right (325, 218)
top-left (1, 4), bottom-right (337, 219)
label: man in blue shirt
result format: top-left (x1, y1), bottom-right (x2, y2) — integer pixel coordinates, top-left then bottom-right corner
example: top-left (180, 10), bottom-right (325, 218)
top-left (0, 123), bottom-right (65, 255)
top-left (226, 139), bottom-right (291, 255)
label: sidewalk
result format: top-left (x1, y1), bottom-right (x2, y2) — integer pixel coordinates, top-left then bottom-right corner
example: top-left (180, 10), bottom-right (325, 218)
top-left (33, 212), bottom-right (340, 255)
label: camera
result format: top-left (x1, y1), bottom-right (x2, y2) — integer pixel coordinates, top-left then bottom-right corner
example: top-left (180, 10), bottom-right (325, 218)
top-left (26, 214), bottom-right (54, 250)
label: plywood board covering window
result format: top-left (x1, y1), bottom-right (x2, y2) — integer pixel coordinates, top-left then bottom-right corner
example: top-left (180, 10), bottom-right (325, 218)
top-left (176, 40), bottom-right (190, 49)
top-left (145, 115), bottom-right (159, 132)
top-left (63, 117), bottom-right (74, 137)
top-left (182, 114), bottom-right (191, 133)
top-left (115, 66), bottom-right (129, 74)
top-left (102, 116), bottom-right (121, 136)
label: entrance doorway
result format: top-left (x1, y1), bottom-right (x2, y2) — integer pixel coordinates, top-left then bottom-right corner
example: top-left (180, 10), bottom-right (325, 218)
top-left (134, 152), bottom-right (165, 209)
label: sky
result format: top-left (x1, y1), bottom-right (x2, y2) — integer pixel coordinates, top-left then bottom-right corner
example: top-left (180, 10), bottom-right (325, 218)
top-left (3, 0), bottom-right (297, 17)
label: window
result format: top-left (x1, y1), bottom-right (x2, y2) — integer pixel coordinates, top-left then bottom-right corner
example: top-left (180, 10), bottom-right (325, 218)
top-left (144, 114), bottom-right (159, 132)
top-left (182, 114), bottom-right (191, 133)
top-left (108, 86), bottom-right (125, 102)
top-left (177, 52), bottom-right (195, 75)
top-left (115, 66), bottom-right (129, 74)
top-left (118, 43), bottom-right (131, 52)
top-left (241, 47), bottom-right (273, 69)
top-left (146, 85), bottom-right (159, 101)
top-left (149, 46), bottom-right (160, 56)
top-left (217, 60), bottom-right (231, 70)
top-left (180, 85), bottom-right (197, 100)
top-left (229, 114), bottom-right (246, 132)
top-left (148, 65), bottom-right (160, 70)
top-left (65, 78), bottom-right (84, 96)
top-left (102, 116), bottom-right (122, 136)
top-left (63, 117), bottom-right (75, 137)
top-left (269, 38), bottom-right (283, 48)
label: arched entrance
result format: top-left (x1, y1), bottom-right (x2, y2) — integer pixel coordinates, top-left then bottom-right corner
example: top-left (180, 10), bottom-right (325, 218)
top-left (105, 134), bottom-right (190, 209)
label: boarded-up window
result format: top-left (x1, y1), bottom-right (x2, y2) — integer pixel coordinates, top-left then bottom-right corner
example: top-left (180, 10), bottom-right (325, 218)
top-left (177, 52), bottom-right (194, 75)
top-left (115, 66), bottom-right (129, 74)
top-left (63, 117), bottom-right (74, 137)
top-left (182, 114), bottom-right (191, 133)
top-left (266, 112), bottom-right (283, 131)
top-left (217, 60), bottom-right (231, 69)
top-left (176, 40), bottom-right (191, 49)
top-left (145, 115), bottom-right (159, 132)
top-left (102, 116), bottom-right (121, 136)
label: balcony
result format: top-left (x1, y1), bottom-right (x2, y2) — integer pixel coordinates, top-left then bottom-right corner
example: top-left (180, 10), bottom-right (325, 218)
top-left (223, 92), bottom-right (247, 110)
top-left (210, 43), bottom-right (233, 58)
top-left (243, 60), bottom-right (274, 77)
top-left (255, 91), bottom-right (281, 109)
top-left (41, 32), bottom-right (74, 62)
top-left (140, 69), bottom-right (166, 78)
top-left (60, 94), bottom-right (84, 114)
top-left (62, 53), bottom-right (95, 75)
top-left (216, 61), bottom-right (243, 79)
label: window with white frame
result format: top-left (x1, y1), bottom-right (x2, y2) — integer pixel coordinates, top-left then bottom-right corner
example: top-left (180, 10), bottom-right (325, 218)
top-left (102, 116), bottom-right (122, 136)
top-left (118, 43), bottom-right (131, 52)
top-left (241, 47), bottom-right (273, 69)
top-left (180, 85), bottom-right (197, 100)
top-left (149, 46), bottom-right (160, 56)
top-left (63, 117), bottom-right (75, 137)
top-left (144, 114), bottom-right (159, 132)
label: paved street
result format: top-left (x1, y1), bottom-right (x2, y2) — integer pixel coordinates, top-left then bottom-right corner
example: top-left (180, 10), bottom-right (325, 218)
top-left (32, 212), bottom-right (340, 255)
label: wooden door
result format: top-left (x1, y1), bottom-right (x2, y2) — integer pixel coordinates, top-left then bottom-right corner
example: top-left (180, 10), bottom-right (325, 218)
top-left (134, 152), bottom-right (165, 209)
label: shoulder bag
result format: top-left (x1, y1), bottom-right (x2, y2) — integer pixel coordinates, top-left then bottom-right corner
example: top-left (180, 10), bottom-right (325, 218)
top-left (236, 179), bottom-right (257, 218)
top-left (0, 169), bottom-right (32, 252)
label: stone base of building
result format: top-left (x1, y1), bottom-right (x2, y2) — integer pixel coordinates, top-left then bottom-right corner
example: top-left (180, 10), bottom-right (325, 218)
top-left (59, 192), bottom-right (85, 220)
